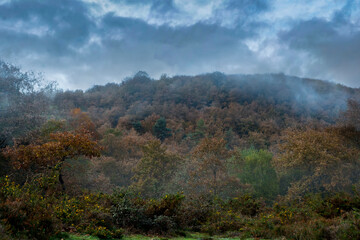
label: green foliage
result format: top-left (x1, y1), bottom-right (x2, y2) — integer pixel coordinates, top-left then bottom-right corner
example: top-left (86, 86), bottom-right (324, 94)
top-left (132, 121), bottom-right (145, 135)
top-left (111, 189), bottom-right (150, 231)
top-left (177, 195), bottom-right (213, 231)
top-left (188, 119), bottom-right (206, 141)
top-left (200, 195), bottom-right (264, 235)
top-left (3, 173), bottom-right (360, 239)
top-left (111, 190), bottom-right (184, 234)
top-left (231, 148), bottom-right (279, 200)
top-left (225, 194), bottom-right (264, 217)
top-left (0, 175), bottom-right (122, 239)
top-left (0, 175), bottom-right (61, 239)
top-left (104, 128), bottom-right (122, 137)
top-left (133, 140), bottom-right (181, 198)
top-left (40, 119), bottom-right (66, 138)
top-left (153, 117), bottom-right (171, 141)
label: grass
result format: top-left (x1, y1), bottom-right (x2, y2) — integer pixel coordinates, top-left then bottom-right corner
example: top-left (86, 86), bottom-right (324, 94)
top-left (52, 232), bottom-right (251, 240)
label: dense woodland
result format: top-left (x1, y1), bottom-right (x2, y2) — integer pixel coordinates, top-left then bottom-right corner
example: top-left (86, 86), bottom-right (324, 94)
top-left (1, 61), bottom-right (360, 239)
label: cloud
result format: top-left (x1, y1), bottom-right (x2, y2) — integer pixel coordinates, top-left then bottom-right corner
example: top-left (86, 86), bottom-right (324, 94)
top-left (279, 0), bottom-right (360, 87)
top-left (0, 0), bottom-right (358, 89)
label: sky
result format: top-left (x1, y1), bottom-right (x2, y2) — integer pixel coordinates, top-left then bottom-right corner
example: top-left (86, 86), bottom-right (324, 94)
top-left (0, 0), bottom-right (359, 90)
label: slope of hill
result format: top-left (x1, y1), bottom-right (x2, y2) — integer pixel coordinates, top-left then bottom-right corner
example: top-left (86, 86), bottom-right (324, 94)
top-left (53, 72), bottom-right (359, 140)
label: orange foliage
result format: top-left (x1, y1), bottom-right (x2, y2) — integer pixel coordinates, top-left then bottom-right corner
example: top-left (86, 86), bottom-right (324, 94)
top-left (276, 127), bottom-right (360, 195)
top-left (69, 108), bottom-right (100, 139)
top-left (4, 131), bottom-right (102, 170)
top-left (192, 137), bottom-right (231, 196)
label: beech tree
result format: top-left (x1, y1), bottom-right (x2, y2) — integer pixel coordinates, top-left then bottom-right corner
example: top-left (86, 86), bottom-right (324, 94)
top-left (133, 140), bottom-right (180, 198)
top-left (4, 131), bottom-right (102, 190)
top-left (69, 108), bottom-right (100, 139)
top-left (275, 127), bottom-right (360, 197)
top-left (193, 137), bottom-right (230, 196)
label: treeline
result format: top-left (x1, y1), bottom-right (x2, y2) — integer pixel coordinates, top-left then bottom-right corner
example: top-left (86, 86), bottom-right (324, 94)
top-left (1, 61), bottom-right (360, 239)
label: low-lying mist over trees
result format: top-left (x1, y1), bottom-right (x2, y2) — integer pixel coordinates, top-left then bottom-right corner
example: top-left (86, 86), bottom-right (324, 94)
top-left (1, 61), bottom-right (360, 239)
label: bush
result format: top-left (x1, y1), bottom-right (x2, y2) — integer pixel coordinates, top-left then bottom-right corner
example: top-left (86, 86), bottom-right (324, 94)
top-left (111, 190), bottom-right (151, 231)
top-left (337, 209), bottom-right (360, 239)
top-left (0, 176), bottom-right (61, 240)
top-left (225, 194), bottom-right (264, 216)
top-left (111, 190), bottom-right (184, 234)
top-left (0, 175), bottom-right (122, 239)
top-left (177, 195), bottom-right (213, 231)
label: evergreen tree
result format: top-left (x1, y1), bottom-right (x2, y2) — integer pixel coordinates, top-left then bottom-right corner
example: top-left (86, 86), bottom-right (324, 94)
top-left (153, 117), bottom-right (171, 141)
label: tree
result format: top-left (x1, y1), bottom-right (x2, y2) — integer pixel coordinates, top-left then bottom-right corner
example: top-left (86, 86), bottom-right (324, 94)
top-left (69, 108), bottom-right (100, 139)
top-left (0, 134), bottom-right (10, 177)
top-left (230, 148), bottom-right (279, 200)
top-left (153, 117), bottom-right (171, 141)
top-left (0, 61), bottom-right (53, 144)
top-left (342, 99), bottom-right (360, 130)
top-left (189, 119), bottom-right (206, 141)
top-left (193, 137), bottom-right (230, 196)
top-left (133, 140), bottom-right (180, 198)
top-left (40, 119), bottom-right (67, 139)
top-left (275, 127), bottom-right (360, 197)
top-left (132, 121), bottom-right (145, 135)
top-left (4, 131), bottom-right (102, 190)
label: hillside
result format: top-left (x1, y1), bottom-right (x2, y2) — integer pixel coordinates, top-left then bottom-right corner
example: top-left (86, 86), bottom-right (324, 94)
top-left (51, 72), bottom-right (359, 150)
top-left (2, 66), bottom-right (360, 239)
top-left (55, 72), bottom-right (357, 123)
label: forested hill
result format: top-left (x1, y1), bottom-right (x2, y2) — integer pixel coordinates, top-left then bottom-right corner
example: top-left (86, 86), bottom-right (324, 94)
top-left (2, 64), bottom-right (359, 148)
top-left (3, 65), bottom-right (360, 239)
top-left (54, 71), bottom-right (358, 128)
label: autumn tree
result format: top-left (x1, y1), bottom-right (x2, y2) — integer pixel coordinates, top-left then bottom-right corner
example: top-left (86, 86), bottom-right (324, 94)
top-left (69, 108), bottom-right (100, 139)
top-left (4, 131), bottom-right (102, 190)
top-left (192, 137), bottom-right (230, 196)
top-left (132, 140), bottom-right (181, 198)
top-left (342, 99), bottom-right (360, 130)
top-left (139, 113), bottom-right (160, 133)
top-left (275, 127), bottom-right (360, 197)
top-left (99, 128), bottom-right (155, 187)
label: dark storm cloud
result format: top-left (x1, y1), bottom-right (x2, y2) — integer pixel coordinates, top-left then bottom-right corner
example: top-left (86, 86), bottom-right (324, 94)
top-left (0, 0), bottom-right (268, 89)
top-left (0, 0), bottom-right (358, 89)
top-left (279, 1), bottom-right (360, 86)
top-left (0, 0), bottom-right (96, 77)
top-left (66, 14), bottom-right (259, 89)
top-left (0, 0), bottom-right (93, 47)
top-left (99, 14), bottom-right (255, 66)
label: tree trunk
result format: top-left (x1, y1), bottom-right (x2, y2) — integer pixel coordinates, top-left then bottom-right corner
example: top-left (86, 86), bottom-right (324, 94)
top-left (59, 170), bottom-right (65, 191)
top-left (59, 159), bottom-right (66, 191)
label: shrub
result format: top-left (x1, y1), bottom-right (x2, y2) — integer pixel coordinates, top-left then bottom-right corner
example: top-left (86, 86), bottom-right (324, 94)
top-left (111, 190), bottom-right (184, 234)
top-left (0, 176), bottom-right (61, 240)
top-left (177, 195), bottom-right (213, 231)
top-left (111, 190), bottom-right (151, 231)
top-left (225, 194), bottom-right (264, 216)
top-left (0, 176), bottom-right (122, 239)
